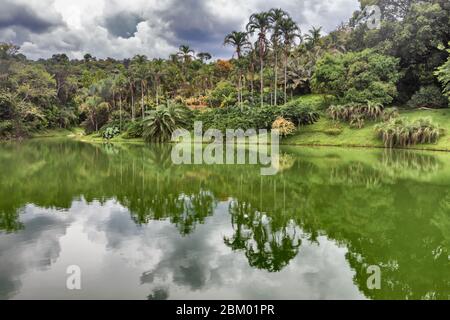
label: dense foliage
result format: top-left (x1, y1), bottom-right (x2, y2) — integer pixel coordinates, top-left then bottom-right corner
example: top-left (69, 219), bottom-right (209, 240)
top-left (312, 50), bottom-right (400, 104)
top-left (0, 1), bottom-right (449, 142)
top-left (196, 103), bottom-right (319, 133)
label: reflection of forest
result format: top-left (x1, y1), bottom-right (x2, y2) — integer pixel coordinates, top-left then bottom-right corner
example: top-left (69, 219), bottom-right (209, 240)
top-left (0, 139), bottom-right (448, 299)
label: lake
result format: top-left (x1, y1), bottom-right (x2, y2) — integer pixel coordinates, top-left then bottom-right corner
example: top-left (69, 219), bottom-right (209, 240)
top-left (0, 138), bottom-right (448, 300)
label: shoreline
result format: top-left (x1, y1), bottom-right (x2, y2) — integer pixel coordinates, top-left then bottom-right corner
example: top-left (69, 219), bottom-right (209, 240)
top-left (26, 133), bottom-right (450, 154)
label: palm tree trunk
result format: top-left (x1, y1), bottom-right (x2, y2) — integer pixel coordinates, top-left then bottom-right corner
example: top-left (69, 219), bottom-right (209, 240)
top-left (274, 50), bottom-right (278, 106)
top-left (130, 83), bottom-right (135, 121)
top-left (284, 52), bottom-right (288, 105)
top-left (260, 49), bottom-right (264, 107)
top-left (238, 71), bottom-right (242, 111)
top-left (141, 81), bottom-right (145, 120)
top-left (119, 93), bottom-right (122, 132)
top-left (250, 63), bottom-right (254, 101)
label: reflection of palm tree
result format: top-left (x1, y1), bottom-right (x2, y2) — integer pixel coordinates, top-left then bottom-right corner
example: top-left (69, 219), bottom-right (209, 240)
top-left (172, 191), bottom-right (216, 236)
top-left (224, 200), bottom-right (301, 272)
top-left (0, 209), bottom-right (23, 233)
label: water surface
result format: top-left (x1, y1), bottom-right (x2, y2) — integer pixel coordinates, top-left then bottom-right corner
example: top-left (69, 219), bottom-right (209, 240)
top-left (0, 139), bottom-right (448, 300)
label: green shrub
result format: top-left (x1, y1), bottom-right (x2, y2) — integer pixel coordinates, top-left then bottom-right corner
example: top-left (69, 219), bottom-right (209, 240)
top-left (124, 121), bottom-right (144, 139)
top-left (407, 86), bottom-right (448, 109)
top-left (324, 127), bottom-right (343, 136)
top-left (375, 117), bottom-right (443, 148)
top-left (143, 104), bottom-right (192, 143)
top-left (280, 102), bottom-right (320, 126)
top-left (0, 120), bottom-right (14, 138)
top-left (207, 81), bottom-right (237, 108)
top-left (102, 126), bottom-right (120, 140)
top-left (327, 101), bottom-right (384, 128)
top-left (196, 103), bottom-right (320, 133)
top-left (382, 107), bottom-right (400, 121)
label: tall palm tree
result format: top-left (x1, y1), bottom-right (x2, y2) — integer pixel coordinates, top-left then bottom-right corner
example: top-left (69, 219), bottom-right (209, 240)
top-left (246, 12), bottom-right (272, 107)
top-left (196, 52), bottom-right (212, 63)
top-left (131, 54), bottom-right (149, 121)
top-left (112, 71), bottom-right (127, 131)
top-left (224, 31), bottom-right (250, 110)
top-left (152, 58), bottom-right (165, 106)
top-left (305, 26), bottom-right (322, 49)
top-left (279, 17), bottom-right (300, 104)
top-left (177, 45), bottom-right (195, 81)
top-left (269, 8), bottom-right (289, 106)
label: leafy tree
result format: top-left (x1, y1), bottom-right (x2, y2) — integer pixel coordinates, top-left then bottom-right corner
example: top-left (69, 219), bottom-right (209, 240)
top-left (435, 44), bottom-right (450, 103)
top-left (196, 52), bottom-right (212, 63)
top-left (80, 95), bottom-right (110, 132)
top-left (207, 80), bottom-right (237, 108)
top-left (312, 49), bottom-right (400, 104)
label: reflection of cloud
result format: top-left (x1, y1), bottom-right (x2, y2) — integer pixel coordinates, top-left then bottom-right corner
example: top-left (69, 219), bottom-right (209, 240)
top-left (1, 199), bottom-right (363, 299)
top-left (0, 205), bottom-right (72, 299)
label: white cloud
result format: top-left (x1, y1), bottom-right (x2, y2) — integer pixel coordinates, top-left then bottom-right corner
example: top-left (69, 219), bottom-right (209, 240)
top-left (0, 0), bottom-right (360, 60)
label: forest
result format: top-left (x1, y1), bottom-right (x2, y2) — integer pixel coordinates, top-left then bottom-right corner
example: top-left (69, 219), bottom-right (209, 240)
top-left (1, 0), bottom-right (449, 148)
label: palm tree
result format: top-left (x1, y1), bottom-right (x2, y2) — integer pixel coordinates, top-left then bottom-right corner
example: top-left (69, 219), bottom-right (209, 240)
top-left (177, 45), bottom-right (195, 82)
top-left (152, 58), bottom-right (165, 106)
top-left (143, 104), bottom-right (191, 143)
top-left (112, 72), bottom-right (127, 131)
top-left (224, 31), bottom-right (250, 109)
top-left (305, 26), bottom-right (322, 49)
top-left (246, 12), bottom-right (272, 107)
top-left (196, 52), bottom-right (212, 63)
top-left (269, 8), bottom-right (289, 106)
top-left (131, 54), bottom-right (149, 121)
top-left (279, 17), bottom-right (300, 104)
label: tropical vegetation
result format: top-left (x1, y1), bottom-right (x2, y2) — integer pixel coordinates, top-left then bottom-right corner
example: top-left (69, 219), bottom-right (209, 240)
top-left (0, 1), bottom-right (449, 149)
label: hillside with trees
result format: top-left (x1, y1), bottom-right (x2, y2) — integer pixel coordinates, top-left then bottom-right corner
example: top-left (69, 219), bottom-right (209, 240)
top-left (0, 0), bottom-right (449, 149)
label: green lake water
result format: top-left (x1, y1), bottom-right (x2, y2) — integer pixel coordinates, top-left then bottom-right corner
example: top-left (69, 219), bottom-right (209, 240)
top-left (0, 138), bottom-right (448, 300)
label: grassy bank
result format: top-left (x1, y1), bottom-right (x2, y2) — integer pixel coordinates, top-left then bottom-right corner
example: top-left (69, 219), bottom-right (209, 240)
top-left (285, 109), bottom-right (450, 152)
top-left (31, 128), bottom-right (85, 139)
top-left (52, 94), bottom-right (450, 152)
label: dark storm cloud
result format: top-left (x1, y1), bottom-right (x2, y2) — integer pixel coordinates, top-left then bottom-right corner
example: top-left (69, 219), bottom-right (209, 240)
top-left (156, 0), bottom-right (240, 56)
top-left (103, 12), bottom-right (145, 38)
top-left (0, 0), bottom-right (63, 33)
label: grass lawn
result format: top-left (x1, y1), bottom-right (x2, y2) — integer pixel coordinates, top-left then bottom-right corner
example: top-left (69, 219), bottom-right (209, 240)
top-left (284, 108), bottom-right (450, 151)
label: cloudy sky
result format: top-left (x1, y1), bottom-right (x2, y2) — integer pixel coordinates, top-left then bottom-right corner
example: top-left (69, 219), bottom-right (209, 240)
top-left (0, 0), bottom-right (360, 60)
